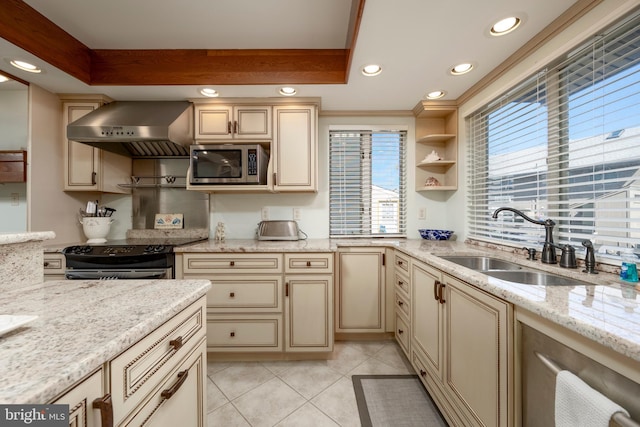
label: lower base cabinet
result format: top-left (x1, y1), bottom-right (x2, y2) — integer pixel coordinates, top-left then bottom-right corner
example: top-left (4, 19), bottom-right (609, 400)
top-left (51, 297), bottom-right (207, 427)
top-left (410, 257), bottom-right (513, 427)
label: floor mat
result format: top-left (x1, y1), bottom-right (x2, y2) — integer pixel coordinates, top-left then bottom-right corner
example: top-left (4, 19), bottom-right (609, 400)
top-left (352, 375), bottom-right (448, 427)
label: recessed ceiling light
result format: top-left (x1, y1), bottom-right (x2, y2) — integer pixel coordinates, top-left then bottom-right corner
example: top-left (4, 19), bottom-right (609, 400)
top-left (362, 64), bottom-right (382, 77)
top-left (199, 88), bottom-right (219, 97)
top-left (490, 17), bottom-right (521, 36)
top-left (426, 90), bottom-right (446, 100)
top-left (279, 87), bottom-right (297, 96)
top-left (0, 75), bottom-right (10, 83)
top-left (450, 63), bottom-right (473, 75)
top-left (10, 59), bottom-right (41, 73)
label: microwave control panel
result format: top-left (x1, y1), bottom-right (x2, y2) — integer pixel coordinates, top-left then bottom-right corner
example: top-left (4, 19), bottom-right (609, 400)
top-left (247, 148), bottom-right (258, 176)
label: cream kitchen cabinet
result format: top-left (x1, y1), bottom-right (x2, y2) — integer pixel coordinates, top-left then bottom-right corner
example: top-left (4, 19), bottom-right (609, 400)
top-left (284, 253), bottom-right (333, 352)
top-left (272, 105), bottom-right (317, 192)
top-left (411, 258), bottom-right (513, 427)
top-left (181, 253), bottom-right (284, 352)
top-left (53, 369), bottom-right (105, 427)
top-left (194, 104), bottom-right (271, 140)
top-left (50, 296), bottom-right (207, 427)
top-left (61, 97), bottom-right (131, 193)
top-left (335, 248), bottom-right (386, 333)
top-left (394, 251), bottom-right (411, 357)
top-left (43, 252), bottom-right (66, 281)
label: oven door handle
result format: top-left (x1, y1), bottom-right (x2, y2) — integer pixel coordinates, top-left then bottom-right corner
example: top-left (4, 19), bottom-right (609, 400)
top-left (65, 270), bottom-right (170, 280)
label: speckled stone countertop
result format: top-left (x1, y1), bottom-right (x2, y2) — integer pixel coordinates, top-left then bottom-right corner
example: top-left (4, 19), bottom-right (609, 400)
top-left (0, 231), bottom-right (55, 245)
top-left (178, 238), bottom-right (640, 362)
top-left (0, 279), bottom-right (211, 404)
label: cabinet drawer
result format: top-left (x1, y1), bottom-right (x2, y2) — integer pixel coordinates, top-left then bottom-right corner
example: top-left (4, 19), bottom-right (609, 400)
top-left (395, 291), bottom-right (410, 319)
top-left (394, 271), bottom-right (410, 297)
top-left (394, 252), bottom-right (410, 275)
top-left (183, 253), bottom-right (282, 274)
top-left (395, 312), bottom-right (410, 356)
top-left (44, 254), bottom-right (65, 274)
top-left (207, 315), bottom-right (282, 352)
top-left (207, 276), bottom-right (282, 312)
top-left (119, 338), bottom-right (207, 427)
top-left (284, 253), bottom-right (333, 273)
top-left (110, 298), bottom-right (206, 421)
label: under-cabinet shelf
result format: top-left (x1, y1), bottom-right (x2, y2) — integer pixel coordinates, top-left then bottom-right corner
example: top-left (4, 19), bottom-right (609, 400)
top-left (118, 175), bottom-right (187, 189)
top-left (416, 134), bottom-right (456, 144)
top-left (416, 160), bottom-right (456, 168)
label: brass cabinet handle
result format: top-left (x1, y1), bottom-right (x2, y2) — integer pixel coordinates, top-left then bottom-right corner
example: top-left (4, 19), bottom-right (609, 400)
top-left (285, 282), bottom-right (289, 297)
top-left (233, 121), bottom-right (238, 134)
top-left (230, 261), bottom-right (235, 266)
top-left (438, 283), bottom-right (446, 304)
top-left (397, 300), bottom-right (404, 306)
top-left (229, 292), bottom-right (235, 298)
top-left (227, 121), bottom-right (232, 134)
top-left (433, 281), bottom-right (440, 301)
top-left (92, 393), bottom-right (114, 427)
top-left (306, 261), bottom-right (311, 267)
top-left (44, 262), bottom-right (50, 267)
top-left (161, 370), bottom-right (189, 401)
top-left (230, 331), bottom-right (235, 337)
top-left (398, 329), bottom-right (404, 335)
top-left (420, 369), bottom-right (427, 378)
top-left (397, 260), bottom-right (403, 266)
top-left (169, 336), bottom-right (183, 351)
top-left (91, 171), bottom-right (97, 186)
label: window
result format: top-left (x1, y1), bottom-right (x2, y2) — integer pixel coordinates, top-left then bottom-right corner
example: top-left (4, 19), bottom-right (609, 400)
top-left (329, 128), bottom-right (406, 237)
top-left (467, 11), bottom-right (640, 263)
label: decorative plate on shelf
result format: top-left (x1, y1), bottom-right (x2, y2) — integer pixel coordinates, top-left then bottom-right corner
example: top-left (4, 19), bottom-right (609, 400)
top-left (0, 315), bottom-right (38, 337)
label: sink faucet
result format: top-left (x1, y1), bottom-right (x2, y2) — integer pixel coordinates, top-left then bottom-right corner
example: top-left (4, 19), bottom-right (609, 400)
top-left (492, 207), bottom-right (557, 264)
top-left (581, 240), bottom-right (598, 274)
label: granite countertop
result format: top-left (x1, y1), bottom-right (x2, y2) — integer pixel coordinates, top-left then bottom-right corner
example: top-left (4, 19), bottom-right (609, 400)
top-left (0, 231), bottom-right (55, 245)
top-left (0, 279), bottom-right (211, 404)
top-left (178, 238), bottom-right (640, 362)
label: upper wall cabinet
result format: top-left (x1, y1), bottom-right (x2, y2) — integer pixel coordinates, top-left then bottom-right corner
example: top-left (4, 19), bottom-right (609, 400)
top-left (273, 105), bottom-right (317, 192)
top-left (194, 105), bottom-right (272, 140)
top-left (61, 95), bottom-right (131, 193)
top-left (413, 102), bottom-right (458, 191)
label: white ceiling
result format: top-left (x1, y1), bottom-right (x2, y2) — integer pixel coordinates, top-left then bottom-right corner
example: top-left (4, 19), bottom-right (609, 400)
top-left (0, 0), bottom-right (579, 110)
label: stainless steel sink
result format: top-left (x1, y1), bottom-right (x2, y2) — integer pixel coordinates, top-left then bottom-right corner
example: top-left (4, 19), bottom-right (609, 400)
top-left (438, 256), bottom-right (523, 271)
top-left (484, 270), bottom-right (591, 287)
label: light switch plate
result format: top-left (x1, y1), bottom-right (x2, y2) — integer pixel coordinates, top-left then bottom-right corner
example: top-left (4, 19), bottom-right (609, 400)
top-left (418, 207), bottom-right (427, 220)
top-left (261, 207), bottom-right (269, 220)
top-left (293, 208), bottom-right (301, 221)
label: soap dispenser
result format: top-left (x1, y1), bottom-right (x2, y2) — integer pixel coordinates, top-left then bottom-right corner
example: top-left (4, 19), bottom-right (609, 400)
top-left (620, 253), bottom-right (639, 282)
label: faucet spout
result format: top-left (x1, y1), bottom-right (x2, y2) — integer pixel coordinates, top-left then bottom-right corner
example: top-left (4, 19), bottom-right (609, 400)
top-left (492, 207), bottom-right (558, 264)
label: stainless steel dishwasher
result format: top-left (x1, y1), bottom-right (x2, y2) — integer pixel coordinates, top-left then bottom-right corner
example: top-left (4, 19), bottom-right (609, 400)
top-left (521, 324), bottom-right (640, 427)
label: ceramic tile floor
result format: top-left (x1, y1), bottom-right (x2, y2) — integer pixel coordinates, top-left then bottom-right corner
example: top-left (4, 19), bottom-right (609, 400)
top-left (206, 339), bottom-right (415, 427)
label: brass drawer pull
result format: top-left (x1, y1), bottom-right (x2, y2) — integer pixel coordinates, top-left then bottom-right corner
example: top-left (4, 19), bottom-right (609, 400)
top-left (397, 300), bottom-right (404, 306)
top-left (169, 336), bottom-right (183, 351)
top-left (433, 281), bottom-right (440, 301)
top-left (161, 370), bottom-right (189, 401)
top-left (420, 369), bottom-right (427, 378)
top-left (230, 331), bottom-right (235, 337)
top-left (398, 329), bottom-right (404, 335)
top-left (306, 261), bottom-right (311, 267)
top-left (92, 393), bottom-right (114, 427)
top-left (230, 261), bottom-right (235, 266)
top-left (230, 292), bottom-right (235, 298)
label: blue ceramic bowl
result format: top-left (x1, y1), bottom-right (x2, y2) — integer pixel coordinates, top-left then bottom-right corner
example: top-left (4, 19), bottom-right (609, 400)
top-left (418, 229), bottom-right (454, 240)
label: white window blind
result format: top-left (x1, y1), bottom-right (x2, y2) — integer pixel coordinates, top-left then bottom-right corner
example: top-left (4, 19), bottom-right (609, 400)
top-left (467, 11), bottom-right (640, 263)
top-left (329, 129), bottom-right (406, 237)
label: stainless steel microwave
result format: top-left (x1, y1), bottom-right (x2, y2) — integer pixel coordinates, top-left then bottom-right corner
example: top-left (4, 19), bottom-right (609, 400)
top-left (189, 144), bottom-right (269, 185)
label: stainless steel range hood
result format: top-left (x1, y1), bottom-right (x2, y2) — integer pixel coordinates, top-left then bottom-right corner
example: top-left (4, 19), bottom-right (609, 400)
top-left (66, 101), bottom-right (194, 157)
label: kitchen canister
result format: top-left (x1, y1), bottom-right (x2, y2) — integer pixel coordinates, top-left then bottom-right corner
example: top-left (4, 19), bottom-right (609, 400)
top-left (80, 217), bottom-right (114, 244)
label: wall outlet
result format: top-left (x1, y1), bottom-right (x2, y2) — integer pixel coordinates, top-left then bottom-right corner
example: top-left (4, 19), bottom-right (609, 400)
top-left (418, 207), bottom-right (427, 220)
top-left (10, 193), bottom-right (19, 206)
top-left (293, 208), bottom-right (301, 221)
top-left (261, 207), bottom-right (269, 220)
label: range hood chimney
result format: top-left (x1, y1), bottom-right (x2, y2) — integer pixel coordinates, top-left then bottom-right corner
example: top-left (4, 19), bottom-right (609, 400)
top-left (66, 101), bottom-right (194, 157)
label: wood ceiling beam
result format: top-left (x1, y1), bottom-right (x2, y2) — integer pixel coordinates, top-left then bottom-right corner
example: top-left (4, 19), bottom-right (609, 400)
top-left (90, 49), bottom-right (349, 85)
top-left (0, 0), bottom-right (363, 86)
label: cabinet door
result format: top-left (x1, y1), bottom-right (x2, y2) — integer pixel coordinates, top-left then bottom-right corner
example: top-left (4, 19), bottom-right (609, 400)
top-left (64, 102), bottom-right (100, 190)
top-left (119, 338), bottom-right (207, 427)
top-left (273, 105), bottom-right (317, 191)
top-left (285, 275), bottom-right (333, 352)
top-left (411, 260), bottom-right (444, 379)
top-left (195, 105), bottom-right (271, 139)
top-left (336, 249), bottom-right (385, 333)
top-left (443, 275), bottom-right (512, 427)
top-left (53, 369), bottom-right (104, 427)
